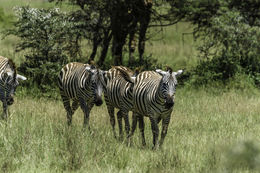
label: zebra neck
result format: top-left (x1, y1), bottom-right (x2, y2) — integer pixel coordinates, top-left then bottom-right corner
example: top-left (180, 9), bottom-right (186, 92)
top-left (155, 86), bottom-right (165, 104)
top-left (79, 71), bottom-right (90, 89)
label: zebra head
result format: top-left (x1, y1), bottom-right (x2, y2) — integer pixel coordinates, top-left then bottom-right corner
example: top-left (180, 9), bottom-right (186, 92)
top-left (85, 66), bottom-right (107, 106)
top-left (156, 68), bottom-right (183, 109)
top-left (5, 72), bottom-right (27, 105)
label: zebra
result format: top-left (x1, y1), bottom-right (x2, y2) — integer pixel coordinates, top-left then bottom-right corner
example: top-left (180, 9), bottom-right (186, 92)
top-left (117, 67), bottom-right (183, 149)
top-left (58, 62), bottom-right (107, 128)
top-left (0, 56), bottom-right (27, 119)
top-left (104, 66), bottom-right (138, 139)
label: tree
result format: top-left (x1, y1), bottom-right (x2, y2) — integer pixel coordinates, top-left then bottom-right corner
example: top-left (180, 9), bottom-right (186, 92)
top-left (173, 0), bottom-right (260, 85)
top-left (50, 0), bottom-right (187, 66)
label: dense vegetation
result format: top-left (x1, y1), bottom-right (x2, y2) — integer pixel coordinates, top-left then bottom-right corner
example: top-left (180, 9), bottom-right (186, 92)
top-left (0, 0), bottom-right (260, 172)
top-left (2, 0), bottom-right (260, 93)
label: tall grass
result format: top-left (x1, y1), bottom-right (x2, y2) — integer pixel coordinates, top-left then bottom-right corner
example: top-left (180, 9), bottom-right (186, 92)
top-left (1, 88), bottom-right (260, 172)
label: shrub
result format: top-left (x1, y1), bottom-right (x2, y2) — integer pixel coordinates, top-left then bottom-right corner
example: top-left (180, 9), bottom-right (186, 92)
top-left (193, 10), bottom-right (260, 86)
top-left (4, 7), bottom-right (85, 95)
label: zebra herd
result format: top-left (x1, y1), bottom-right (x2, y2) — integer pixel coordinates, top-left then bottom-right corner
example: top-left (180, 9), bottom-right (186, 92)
top-left (0, 56), bottom-right (183, 149)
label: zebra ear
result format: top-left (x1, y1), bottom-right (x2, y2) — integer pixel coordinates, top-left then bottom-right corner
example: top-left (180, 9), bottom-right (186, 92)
top-left (6, 72), bottom-right (13, 77)
top-left (155, 69), bottom-right (167, 76)
top-left (173, 70), bottom-right (183, 77)
top-left (102, 70), bottom-right (108, 76)
top-left (17, 74), bottom-right (27, 81)
top-left (85, 66), bottom-right (95, 73)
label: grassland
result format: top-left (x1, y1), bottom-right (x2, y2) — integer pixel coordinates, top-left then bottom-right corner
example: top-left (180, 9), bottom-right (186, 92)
top-left (1, 88), bottom-right (260, 172)
top-left (1, 0), bottom-right (260, 172)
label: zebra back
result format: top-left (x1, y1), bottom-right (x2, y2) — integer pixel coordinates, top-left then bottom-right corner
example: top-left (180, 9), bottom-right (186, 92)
top-left (59, 62), bottom-right (92, 100)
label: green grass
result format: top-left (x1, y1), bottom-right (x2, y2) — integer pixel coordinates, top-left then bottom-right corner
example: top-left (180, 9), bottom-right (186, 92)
top-left (146, 23), bottom-right (198, 70)
top-left (1, 88), bottom-right (260, 172)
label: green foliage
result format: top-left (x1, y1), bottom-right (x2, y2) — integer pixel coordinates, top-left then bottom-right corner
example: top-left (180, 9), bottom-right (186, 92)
top-left (128, 54), bottom-right (163, 71)
top-left (192, 9), bottom-right (260, 86)
top-left (4, 7), bottom-right (85, 93)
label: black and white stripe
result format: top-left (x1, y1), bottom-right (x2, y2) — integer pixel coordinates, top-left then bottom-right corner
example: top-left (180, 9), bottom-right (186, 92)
top-left (126, 68), bottom-right (183, 148)
top-left (104, 66), bottom-right (137, 139)
top-left (0, 56), bottom-right (26, 119)
top-left (58, 62), bottom-right (106, 127)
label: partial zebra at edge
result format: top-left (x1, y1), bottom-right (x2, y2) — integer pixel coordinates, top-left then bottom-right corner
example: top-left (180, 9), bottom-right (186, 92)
top-left (0, 56), bottom-right (27, 119)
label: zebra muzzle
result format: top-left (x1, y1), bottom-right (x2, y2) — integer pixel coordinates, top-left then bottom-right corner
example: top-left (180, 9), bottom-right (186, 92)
top-left (95, 98), bottom-right (103, 106)
top-left (7, 97), bottom-right (14, 105)
top-left (165, 97), bottom-right (174, 109)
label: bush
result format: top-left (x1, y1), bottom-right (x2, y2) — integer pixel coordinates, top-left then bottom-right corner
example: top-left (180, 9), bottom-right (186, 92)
top-left (193, 10), bottom-right (260, 86)
top-left (4, 7), bottom-right (85, 95)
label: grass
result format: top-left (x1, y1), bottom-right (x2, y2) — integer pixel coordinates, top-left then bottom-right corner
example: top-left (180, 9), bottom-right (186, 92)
top-left (146, 23), bottom-right (198, 70)
top-left (1, 88), bottom-right (260, 172)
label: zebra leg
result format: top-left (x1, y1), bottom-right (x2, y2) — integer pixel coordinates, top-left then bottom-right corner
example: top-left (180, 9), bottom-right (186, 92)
top-left (79, 98), bottom-right (91, 129)
top-left (127, 112), bottom-right (138, 146)
top-left (107, 104), bottom-right (116, 138)
top-left (149, 116), bottom-right (159, 150)
top-left (138, 115), bottom-right (146, 146)
top-left (117, 110), bottom-right (123, 140)
top-left (157, 117), bottom-right (162, 124)
top-left (128, 112), bottom-right (138, 137)
top-left (71, 100), bottom-right (79, 115)
top-left (2, 100), bottom-right (8, 119)
top-left (159, 115), bottom-right (171, 147)
top-left (123, 111), bottom-right (130, 139)
top-left (61, 95), bottom-right (73, 125)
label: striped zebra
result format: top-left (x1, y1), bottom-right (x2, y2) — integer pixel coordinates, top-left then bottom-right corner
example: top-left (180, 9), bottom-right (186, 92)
top-left (117, 67), bottom-right (183, 149)
top-left (104, 66), bottom-right (138, 139)
top-left (58, 62), bottom-right (106, 128)
top-left (0, 56), bottom-right (27, 119)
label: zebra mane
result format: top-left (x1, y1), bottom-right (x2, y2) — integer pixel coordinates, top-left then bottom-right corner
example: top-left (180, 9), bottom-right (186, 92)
top-left (112, 66), bottom-right (133, 74)
top-left (8, 59), bottom-right (17, 79)
top-left (88, 60), bottom-right (97, 69)
top-left (165, 66), bottom-right (172, 74)
top-left (114, 66), bottom-right (135, 84)
top-left (133, 67), bottom-right (142, 77)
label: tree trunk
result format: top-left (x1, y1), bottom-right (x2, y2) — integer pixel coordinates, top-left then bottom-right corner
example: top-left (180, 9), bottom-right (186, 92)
top-left (128, 21), bottom-right (137, 66)
top-left (98, 31), bottom-right (112, 67)
top-left (89, 38), bottom-right (100, 61)
top-left (138, 6), bottom-right (151, 63)
top-left (110, 2), bottom-right (130, 66)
